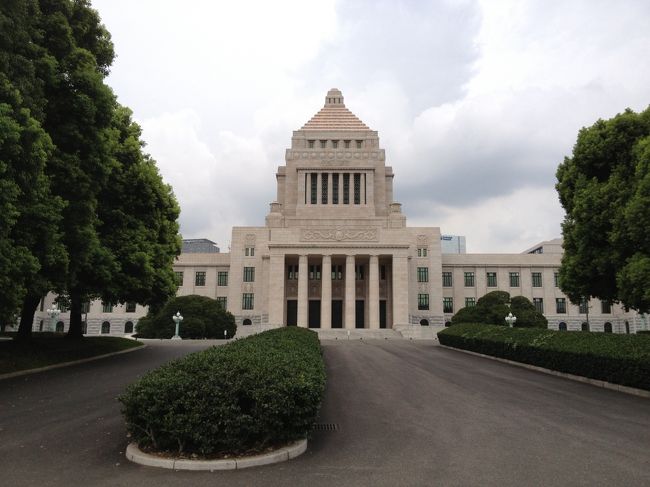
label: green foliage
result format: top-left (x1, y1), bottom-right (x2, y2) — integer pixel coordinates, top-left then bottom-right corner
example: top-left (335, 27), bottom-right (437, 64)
top-left (120, 328), bottom-right (326, 456)
top-left (136, 295), bottom-right (236, 339)
top-left (451, 291), bottom-right (547, 328)
top-left (556, 106), bottom-right (650, 312)
top-left (438, 323), bottom-right (650, 390)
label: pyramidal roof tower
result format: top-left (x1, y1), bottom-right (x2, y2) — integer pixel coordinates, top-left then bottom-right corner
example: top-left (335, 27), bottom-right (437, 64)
top-left (266, 88), bottom-right (405, 229)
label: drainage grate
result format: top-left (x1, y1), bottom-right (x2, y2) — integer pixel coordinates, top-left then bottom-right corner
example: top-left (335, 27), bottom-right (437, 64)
top-left (313, 423), bottom-right (339, 432)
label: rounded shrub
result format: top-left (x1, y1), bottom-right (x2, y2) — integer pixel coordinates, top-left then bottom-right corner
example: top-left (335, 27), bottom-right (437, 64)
top-left (451, 291), bottom-right (547, 328)
top-left (119, 327), bottom-right (326, 456)
top-left (135, 294), bottom-right (236, 339)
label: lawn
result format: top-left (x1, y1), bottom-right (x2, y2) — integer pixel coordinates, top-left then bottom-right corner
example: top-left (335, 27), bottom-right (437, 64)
top-left (0, 334), bottom-right (143, 375)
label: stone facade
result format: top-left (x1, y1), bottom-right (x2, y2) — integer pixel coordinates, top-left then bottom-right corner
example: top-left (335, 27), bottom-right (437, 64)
top-left (30, 89), bottom-right (649, 335)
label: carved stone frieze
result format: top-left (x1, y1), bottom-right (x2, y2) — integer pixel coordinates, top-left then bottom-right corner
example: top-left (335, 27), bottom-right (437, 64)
top-left (301, 227), bottom-right (378, 242)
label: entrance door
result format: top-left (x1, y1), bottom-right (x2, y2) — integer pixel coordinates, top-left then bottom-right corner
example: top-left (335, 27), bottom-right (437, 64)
top-left (331, 300), bottom-right (343, 328)
top-left (355, 300), bottom-right (365, 328)
top-left (286, 300), bottom-right (297, 326)
top-left (379, 300), bottom-right (387, 328)
top-left (308, 300), bottom-right (321, 328)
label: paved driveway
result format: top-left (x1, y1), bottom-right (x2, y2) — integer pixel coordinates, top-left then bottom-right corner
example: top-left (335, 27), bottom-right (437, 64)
top-left (1, 339), bottom-right (648, 486)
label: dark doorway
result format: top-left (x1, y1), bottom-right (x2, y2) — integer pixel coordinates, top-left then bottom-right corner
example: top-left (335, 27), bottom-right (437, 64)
top-left (355, 300), bottom-right (365, 328)
top-left (287, 300), bottom-right (297, 326)
top-left (420, 319), bottom-right (429, 326)
top-left (604, 322), bottom-right (612, 333)
top-left (308, 300), bottom-right (321, 328)
top-left (379, 300), bottom-right (387, 328)
top-left (331, 300), bottom-right (343, 328)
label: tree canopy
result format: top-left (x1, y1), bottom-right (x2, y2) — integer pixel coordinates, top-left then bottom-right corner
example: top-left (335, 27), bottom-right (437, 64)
top-left (556, 107), bottom-right (650, 313)
top-left (451, 291), bottom-right (547, 328)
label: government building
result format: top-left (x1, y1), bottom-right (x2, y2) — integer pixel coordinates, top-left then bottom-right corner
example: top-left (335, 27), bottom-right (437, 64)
top-left (31, 89), bottom-right (648, 336)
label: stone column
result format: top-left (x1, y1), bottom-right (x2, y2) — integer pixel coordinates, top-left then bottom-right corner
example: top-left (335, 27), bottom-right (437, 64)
top-left (321, 255), bottom-right (332, 329)
top-left (369, 255), bottom-right (379, 329)
top-left (268, 254), bottom-right (285, 326)
top-left (297, 254), bottom-right (308, 327)
top-left (392, 254), bottom-right (409, 327)
top-left (345, 254), bottom-right (356, 329)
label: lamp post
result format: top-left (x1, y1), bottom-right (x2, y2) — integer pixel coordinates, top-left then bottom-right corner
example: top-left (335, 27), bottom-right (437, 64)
top-left (46, 305), bottom-right (60, 333)
top-left (172, 311), bottom-right (183, 340)
top-left (505, 312), bottom-right (517, 328)
top-left (224, 329), bottom-right (228, 340)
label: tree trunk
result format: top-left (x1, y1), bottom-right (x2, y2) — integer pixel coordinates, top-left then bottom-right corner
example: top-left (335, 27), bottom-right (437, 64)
top-left (66, 292), bottom-right (84, 339)
top-left (17, 292), bottom-right (41, 342)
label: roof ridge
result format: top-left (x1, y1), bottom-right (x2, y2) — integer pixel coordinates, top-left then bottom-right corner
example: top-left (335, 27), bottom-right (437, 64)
top-left (300, 89), bottom-right (371, 131)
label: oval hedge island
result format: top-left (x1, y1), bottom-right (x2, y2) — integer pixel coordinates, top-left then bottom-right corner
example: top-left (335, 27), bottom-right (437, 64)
top-left (120, 327), bottom-right (326, 470)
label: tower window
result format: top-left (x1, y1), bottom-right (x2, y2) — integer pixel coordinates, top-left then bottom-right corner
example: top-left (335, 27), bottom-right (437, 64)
top-left (356, 140), bottom-right (363, 149)
top-left (308, 140), bottom-right (314, 148)
top-left (332, 140), bottom-right (338, 149)
top-left (343, 174), bottom-right (350, 204)
top-left (310, 173), bottom-right (317, 204)
top-left (354, 173), bottom-right (361, 204)
top-left (332, 173), bottom-right (339, 204)
top-left (322, 173), bottom-right (328, 204)
top-left (344, 140), bottom-right (350, 149)
top-left (320, 140), bottom-right (327, 149)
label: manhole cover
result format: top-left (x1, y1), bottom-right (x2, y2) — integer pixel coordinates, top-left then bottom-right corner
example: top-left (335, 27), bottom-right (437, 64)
top-left (313, 423), bottom-right (339, 432)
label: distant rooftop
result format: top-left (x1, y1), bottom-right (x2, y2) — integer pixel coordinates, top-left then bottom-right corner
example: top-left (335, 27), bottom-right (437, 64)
top-left (301, 88), bottom-right (371, 131)
top-left (182, 238), bottom-right (220, 253)
top-left (522, 238), bottom-right (563, 255)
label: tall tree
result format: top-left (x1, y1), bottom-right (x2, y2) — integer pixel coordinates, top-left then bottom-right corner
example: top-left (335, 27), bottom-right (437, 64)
top-left (556, 107), bottom-right (650, 313)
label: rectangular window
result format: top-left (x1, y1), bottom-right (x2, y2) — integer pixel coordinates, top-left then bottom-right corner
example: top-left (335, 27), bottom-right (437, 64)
top-left (354, 173), bottom-right (361, 204)
top-left (380, 265), bottom-right (386, 280)
top-left (195, 271), bottom-right (206, 286)
top-left (556, 298), bottom-right (566, 314)
top-left (579, 298), bottom-right (588, 314)
top-left (417, 248), bottom-right (422, 257)
top-left (217, 271), bottom-right (228, 286)
top-left (40, 297), bottom-right (45, 312)
top-left (355, 265), bottom-right (364, 280)
top-left (243, 267), bottom-right (255, 282)
top-left (344, 140), bottom-right (350, 149)
top-left (242, 293), bottom-right (254, 310)
top-left (102, 302), bottom-right (113, 313)
top-left (356, 140), bottom-right (363, 149)
top-left (310, 173), bottom-right (317, 204)
top-left (332, 140), bottom-right (338, 149)
top-left (509, 272), bottom-right (520, 287)
top-left (81, 301), bottom-right (91, 314)
top-left (287, 264), bottom-right (298, 280)
top-left (554, 272), bottom-right (559, 287)
top-left (464, 272), bottom-right (475, 287)
top-left (465, 297), bottom-right (476, 308)
top-left (487, 272), bottom-right (497, 287)
top-left (245, 247), bottom-right (255, 257)
top-left (418, 248), bottom-right (428, 257)
top-left (309, 265), bottom-right (321, 280)
top-left (174, 271), bottom-right (184, 286)
top-left (418, 294), bottom-right (429, 310)
top-left (443, 297), bottom-right (454, 313)
top-left (417, 267), bottom-right (429, 282)
top-left (322, 173), bottom-right (328, 204)
top-left (332, 173), bottom-right (339, 204)
top-left (331, 265), bottom-right (343, 280)
top-left (216, 297), bottom-right (227, 309)
top-left (532, 272), bottom-right (542, 287)
top-left (308, 140), bottom-right (314, 149)
top-left (601, 300), bottom-right (611, 314)
top-left (533, 298), bottom-right (544, 314)
top-left (343, 173), bottom-right (350, 204)
top-left (442, 271), bottom-right (452, 287)
top-left (126, 302), bottom-right (136, 313)
top-left (320, 140), bottom-right (326, 149)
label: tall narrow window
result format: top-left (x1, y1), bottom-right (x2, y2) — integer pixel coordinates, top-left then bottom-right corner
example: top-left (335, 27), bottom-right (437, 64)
top-left (217, 271), bottom-right (228, 286)
top-left (464, 272), bottom-right (475, 287)
top-left (195, 271), bottom-right (206, 286)
top-left (443, 297), bottom-right (454, 313)
top-left (601, 301), bottom-right (611, 314)
top-left (487, 272), bottom-right (497, 287)
top-left (417, 267), bottom-right (428, 282)
top-left (126, 302), bottom-right (136, 313)
top-left (242, 293), bottom-right (254, 310)
top-left (343, 174), bottom-right (350, 204)
top-left (418, 294), bottom-right (429, 310)
top-left (310, 173), bottom-right (317, 204)
top-left (304, 173), bottom-right (308, 204)
top-left (354, 173), bottom-right (361, 204)
top-left (216, 297), bottom-right (227, 309)
top-left (554, 272), bottom-right (559, 287)
top-left (174, 271), bottom-right (184, 286)
top-left (509, 272), bottom-right (520, 287)
top-left (320, 140), bottom-right (326, 148)
top-left (579, 297), bottom-right (588, 314)
top-left (533, 298), bottom-right (544, 313)
top-left (332, 173), bottom-right (339, 204)
top-left (556, 298), bottom-right (566, 314)
top-left (309, 265), bottom-right (321, 280)
top-left (442, 272), bottom-right (452, 287)
top-left (364, 173), bottom-right (367, 204)
top-left (322, 173), bottom-right (328, 204)
top-left (532, 272), bottom-right (542, 287)
top-left (243, 267), bottom-right (255, 282)
top-left (355, 265), bottom-right (364, 280)
top-left (102, 302), bottom-right (113, 313)
top-left (380, 265), bottom-right (386, 280)
top-left (344, 140), bottom-right (350, 148)
top-left (332, 140), bottom-right (338, 149)
top-left (356, 140), bottom-right (363, 149)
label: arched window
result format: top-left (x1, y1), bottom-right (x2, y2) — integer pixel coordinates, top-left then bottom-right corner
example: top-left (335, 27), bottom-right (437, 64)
top-left (420, 319), bottom-right (429, 326)
top-left (56, 321), bottom-right (64, 333)
top-left (101, 321), bottom-right (110, 334)
top-left (558, 322), bottom-right (567, 331)
top-left (604, 322), bottom-right (612, 333)
top-left (445, 321), bottom-right (452, 327)
top-left (124, 321), bottom-right (134, 334)
top-left (581, 322), bottom-right (589, 332)
top-left (243, 318), bottom-right (252, 326)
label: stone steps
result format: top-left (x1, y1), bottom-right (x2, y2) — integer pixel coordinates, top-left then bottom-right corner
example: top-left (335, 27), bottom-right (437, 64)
top-left (315, 328), bottom-right (403, 340)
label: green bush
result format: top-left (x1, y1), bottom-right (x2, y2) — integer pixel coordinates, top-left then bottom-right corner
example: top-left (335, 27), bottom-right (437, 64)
top-left (451, 291), bottom-right (547, 328)
top-left (637, 330), bottom-right (650, 335)
top-left (135, 294), bottom-right (236, 339)
top-left (119, 327), bottom-right (326, 456)
top-left (438, 323), bottom-right (650, 390)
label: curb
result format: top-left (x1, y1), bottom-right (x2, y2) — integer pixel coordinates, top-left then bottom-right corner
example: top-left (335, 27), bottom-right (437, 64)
top-left (126, 439), bottom-right (308, 470)
top-left (0, 343), bottom-right (146, 381)
top-left (438, 344), bottom-right (650, 399)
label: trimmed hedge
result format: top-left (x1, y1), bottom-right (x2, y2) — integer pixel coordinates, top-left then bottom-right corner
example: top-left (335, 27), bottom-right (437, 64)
top-left (119, 327), bottom-right (325, 456)
top-left (438, 323), bottom-right (650, 391)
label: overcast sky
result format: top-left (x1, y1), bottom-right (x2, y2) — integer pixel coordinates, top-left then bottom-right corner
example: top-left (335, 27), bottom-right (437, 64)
top-left (93, 0), bottom-right (650, 253)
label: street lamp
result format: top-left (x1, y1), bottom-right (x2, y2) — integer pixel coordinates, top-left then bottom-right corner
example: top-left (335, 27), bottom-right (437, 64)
top-left (224, 329), bottom-right (228, 340)
top-left (505, 312), bottom-right (517, 328)
top-left (172, 311), bottom-right (183, 340)
top-left (46, 305), bottom-right (60, 333)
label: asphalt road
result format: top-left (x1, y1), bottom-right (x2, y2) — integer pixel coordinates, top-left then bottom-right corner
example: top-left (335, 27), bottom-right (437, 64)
top-left (1, 339), bottom-right (649, 487)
